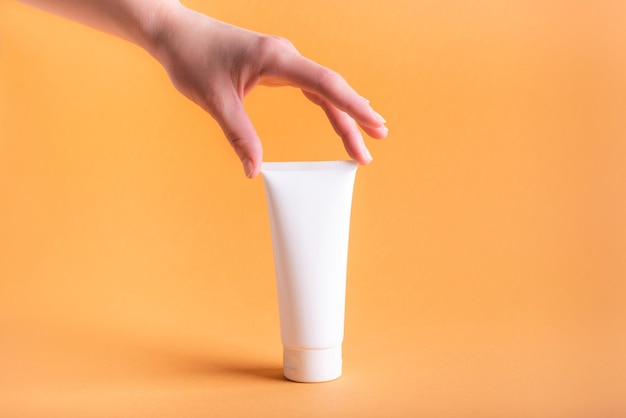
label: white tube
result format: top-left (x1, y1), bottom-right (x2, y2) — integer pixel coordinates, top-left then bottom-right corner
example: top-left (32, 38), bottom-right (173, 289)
top-left (261, 160), bottom-right (358, 383)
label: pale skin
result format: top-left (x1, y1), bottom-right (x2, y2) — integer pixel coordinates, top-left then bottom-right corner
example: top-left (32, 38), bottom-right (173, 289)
top-left (20, 0), bottom-right (388, 178)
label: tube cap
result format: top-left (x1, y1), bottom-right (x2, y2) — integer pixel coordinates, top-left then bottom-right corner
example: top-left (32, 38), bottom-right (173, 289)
top-left (283, 345), bottom-right (342, 383)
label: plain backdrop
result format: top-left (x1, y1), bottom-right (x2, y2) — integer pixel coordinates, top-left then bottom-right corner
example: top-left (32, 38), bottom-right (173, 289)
top-left (1, 1), bottom-right (625, 416)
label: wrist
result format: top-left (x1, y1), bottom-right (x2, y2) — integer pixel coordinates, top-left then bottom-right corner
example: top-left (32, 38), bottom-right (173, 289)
top-left (140, 0), bottom-right (185, 59)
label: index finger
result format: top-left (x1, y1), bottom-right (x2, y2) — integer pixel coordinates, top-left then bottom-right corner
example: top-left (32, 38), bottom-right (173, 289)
top-left (275, 55), bottom-right (386, 129)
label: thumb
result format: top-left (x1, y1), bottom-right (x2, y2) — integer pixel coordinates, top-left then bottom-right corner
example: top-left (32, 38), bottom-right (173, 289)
top-left (212, 95), bottom-right (263, 178)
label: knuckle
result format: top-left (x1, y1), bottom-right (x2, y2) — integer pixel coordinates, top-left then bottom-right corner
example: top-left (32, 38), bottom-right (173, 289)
top-left (316, 67), bottom-right (344, 93)
top-left (271, 35), bottom-right (297, 50)
top-left (268, 35), bottom-right (298, 52)
top-left (227, 133), bottom-right (246, 150)
top-left (254, 35), bottom-right (299, 65)
top-left (224, 129), bottom-right (249, 155)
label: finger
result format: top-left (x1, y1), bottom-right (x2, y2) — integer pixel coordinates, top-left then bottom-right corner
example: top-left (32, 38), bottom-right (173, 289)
top-left (303, 91), bottom-right (373, 165)
top-left (276, 55), bottom-right (387, 131)
top-left (306, 90), bottom-right (388, 140)
top-left (211, 94), bottom-right (263, 178)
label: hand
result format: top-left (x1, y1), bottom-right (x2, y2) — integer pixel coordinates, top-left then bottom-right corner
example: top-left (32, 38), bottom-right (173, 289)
top-left (150, 3), bottom-right (388, 178)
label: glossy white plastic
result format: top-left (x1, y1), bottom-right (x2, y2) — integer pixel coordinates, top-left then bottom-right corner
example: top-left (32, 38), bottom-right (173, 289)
top-left (261, 161), bottom-right (358, 383)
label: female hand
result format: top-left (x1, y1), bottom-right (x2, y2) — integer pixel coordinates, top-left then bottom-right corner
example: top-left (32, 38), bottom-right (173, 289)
top-left (150, 3), bottom-right (388, 178)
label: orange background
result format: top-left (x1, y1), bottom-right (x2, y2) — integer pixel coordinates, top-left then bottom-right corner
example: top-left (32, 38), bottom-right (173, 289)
top-left (1, 1), bottom-right (625, 416)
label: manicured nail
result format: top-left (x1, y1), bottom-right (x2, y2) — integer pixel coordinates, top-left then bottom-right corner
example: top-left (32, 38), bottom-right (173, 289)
top-left (243, 158), bottom-right (254, 178)
top-left (373, 111), bottom-right (387, 125)
top-left (362, 146), bottom-right (373, 163)
top-left (379, 125), bottom-right (389, 137)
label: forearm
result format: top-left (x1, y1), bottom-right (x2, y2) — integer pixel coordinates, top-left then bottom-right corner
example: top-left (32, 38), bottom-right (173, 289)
top-left (18, 0), bottom-right (182, 54)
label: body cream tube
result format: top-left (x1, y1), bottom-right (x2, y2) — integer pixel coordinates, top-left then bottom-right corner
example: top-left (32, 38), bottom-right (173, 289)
top-left (261, 161), bottom-right (358, 383)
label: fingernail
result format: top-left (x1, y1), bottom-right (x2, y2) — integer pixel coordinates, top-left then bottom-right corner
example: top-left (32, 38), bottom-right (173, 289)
top-left (379, 125), bottom-right (389, 137)
top-left (362, 146), bottom-right (373, 163)
top-left (243, 158), bottom-right (255, 178)
top-left (373, 111), bottom-right (387, 125)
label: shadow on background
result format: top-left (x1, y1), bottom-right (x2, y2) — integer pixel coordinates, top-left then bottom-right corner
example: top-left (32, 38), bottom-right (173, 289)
top-left (117, 335), bottom-right (288, 384)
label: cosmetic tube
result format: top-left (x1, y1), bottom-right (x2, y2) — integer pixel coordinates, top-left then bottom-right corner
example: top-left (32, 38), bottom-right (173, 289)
top-left (261, 161), bottom-right (358, 383)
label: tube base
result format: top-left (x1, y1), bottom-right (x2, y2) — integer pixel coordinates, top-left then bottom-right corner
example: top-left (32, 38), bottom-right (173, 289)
top-left (283, 345), bottom-right (342, 383)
